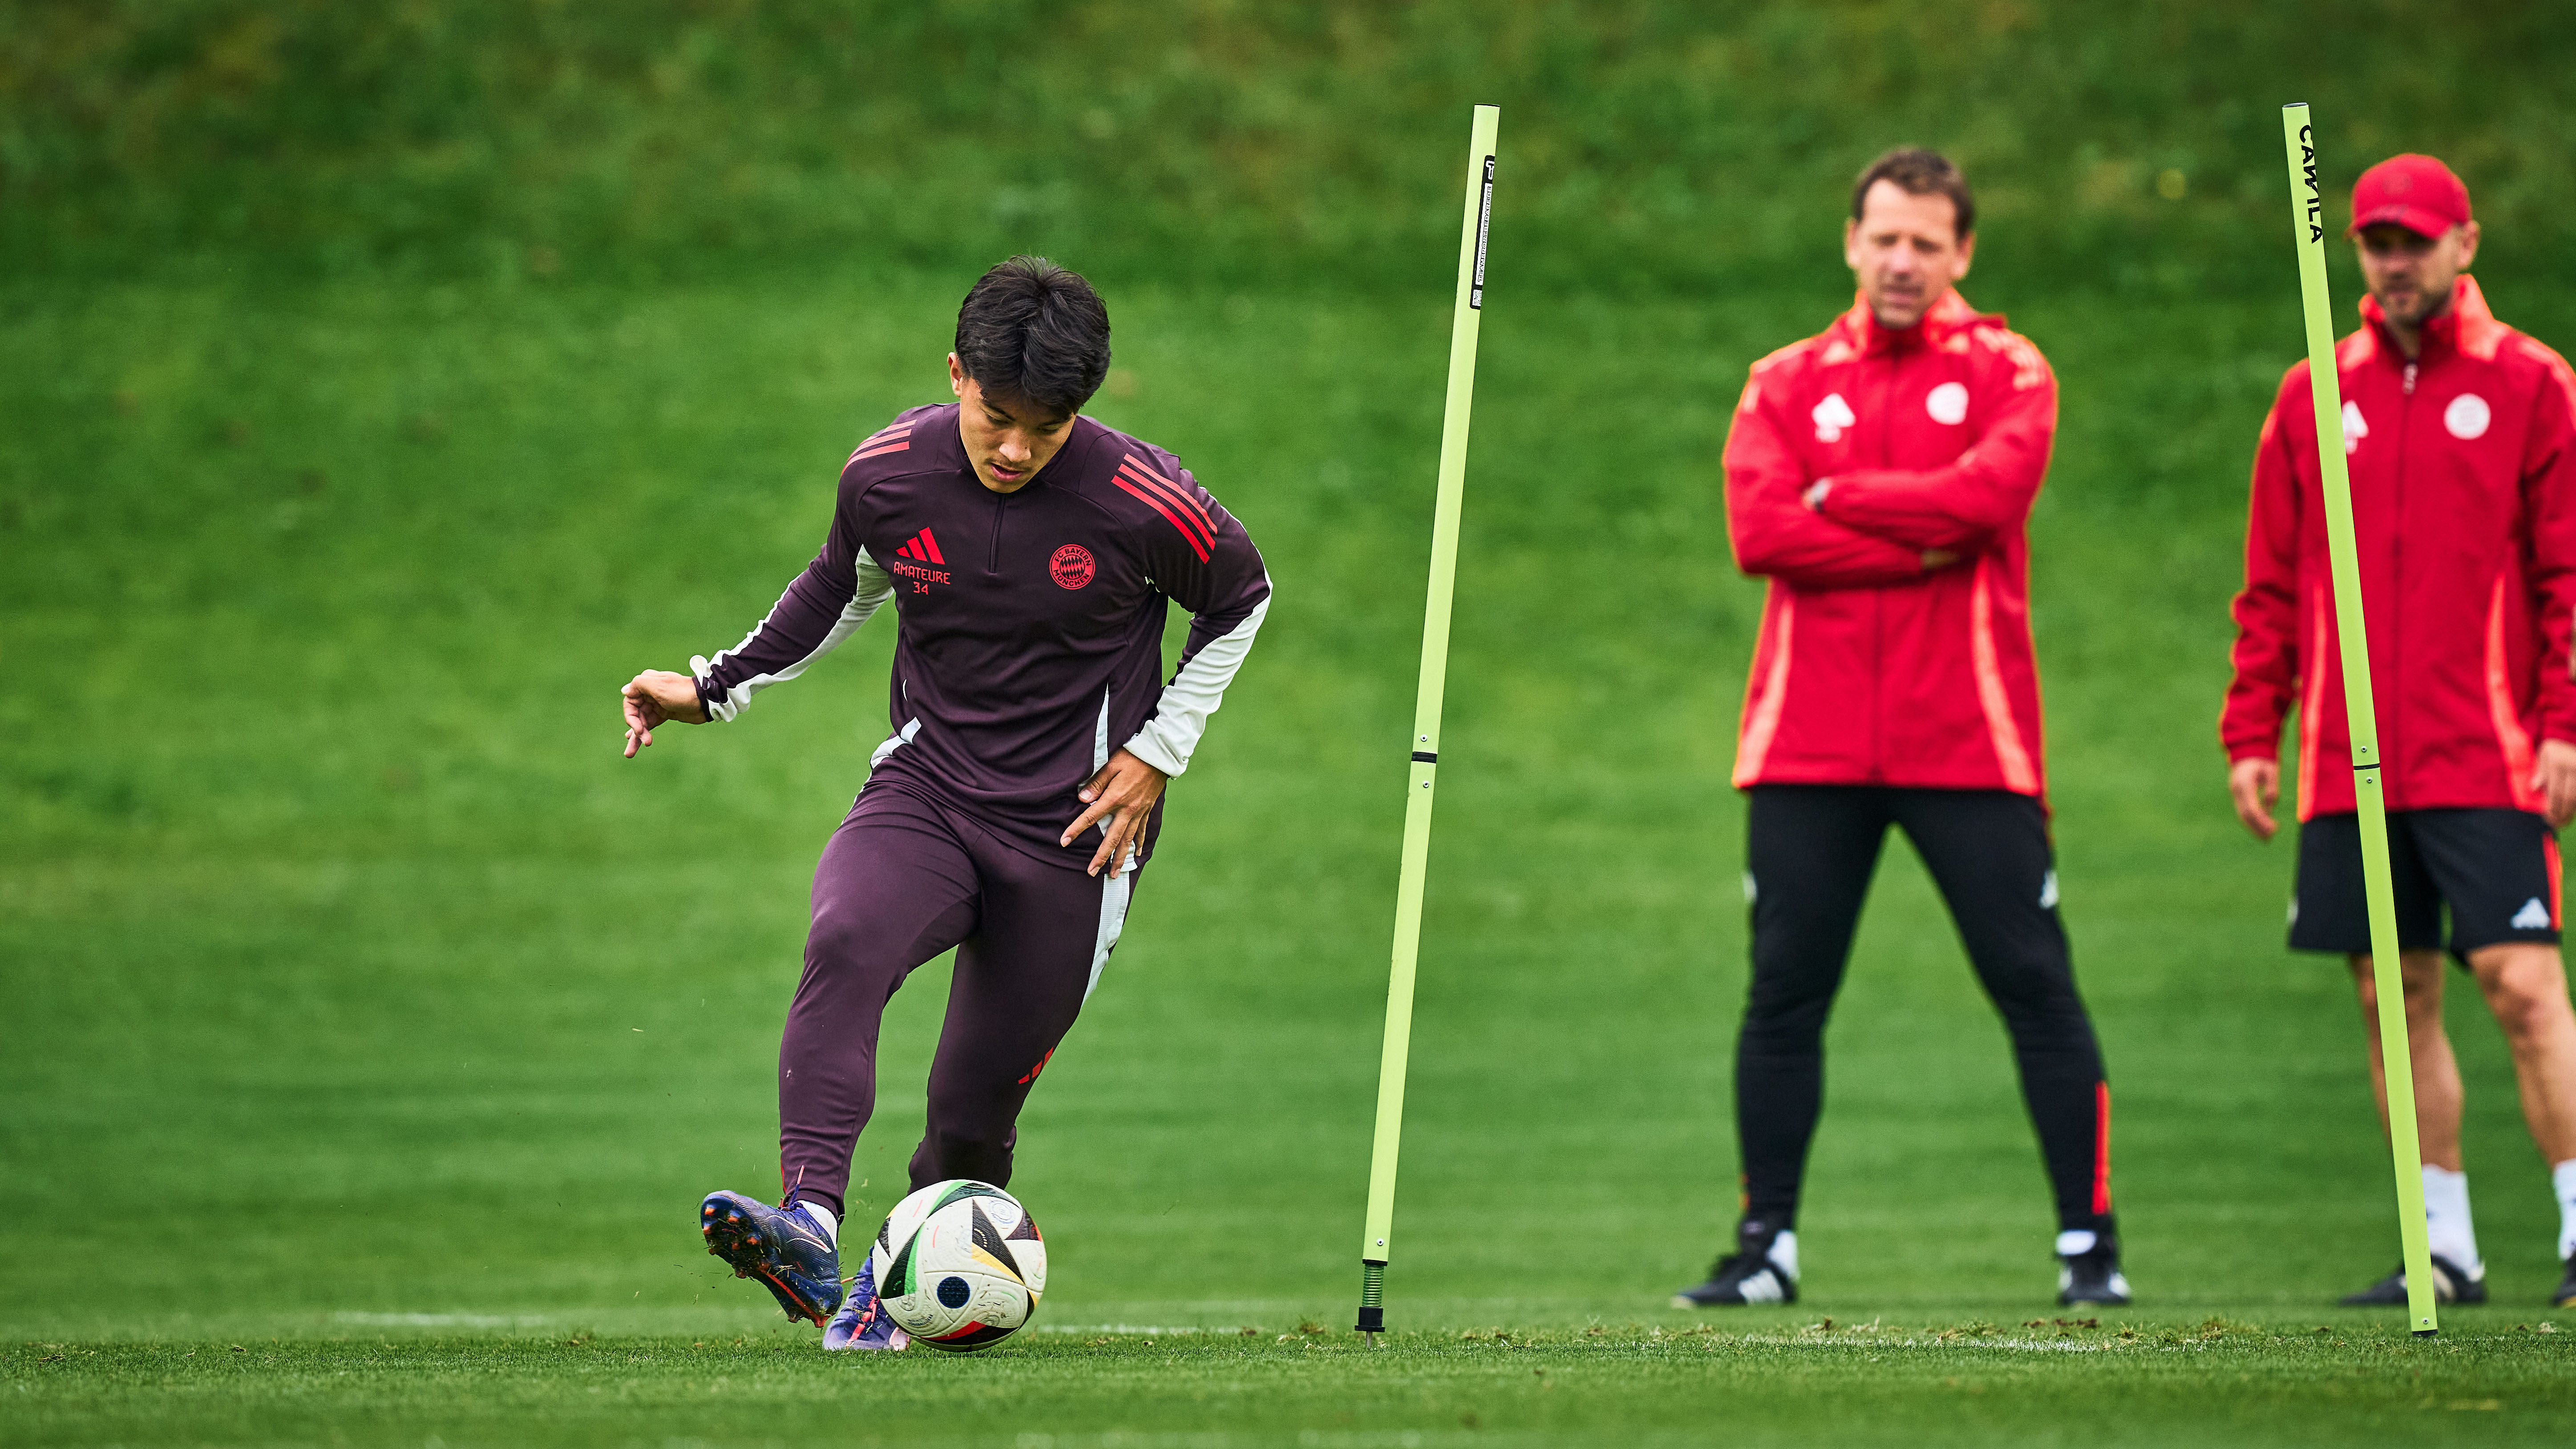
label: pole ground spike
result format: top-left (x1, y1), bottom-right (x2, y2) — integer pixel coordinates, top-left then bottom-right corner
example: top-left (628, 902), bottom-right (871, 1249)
top-left (1356, 1259), bottom-right (1387, 1344)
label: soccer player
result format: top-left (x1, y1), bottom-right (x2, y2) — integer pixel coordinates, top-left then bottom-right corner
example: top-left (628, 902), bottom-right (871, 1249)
top-left (619, 258), bottom-right (1271, 1347)
top-left (1675, 148), bottom-right (2127, 1310)
top-left (2222, 154), bottom-right (2576, 1310)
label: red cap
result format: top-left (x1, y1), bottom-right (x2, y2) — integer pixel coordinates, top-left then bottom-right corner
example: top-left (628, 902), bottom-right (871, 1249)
top-left (2348, 154), bottom-right (2471, 238)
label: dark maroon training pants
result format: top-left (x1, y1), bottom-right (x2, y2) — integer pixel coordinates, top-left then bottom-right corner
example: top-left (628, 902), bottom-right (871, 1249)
top-left (776, 783), bottom-right (1139, 1219)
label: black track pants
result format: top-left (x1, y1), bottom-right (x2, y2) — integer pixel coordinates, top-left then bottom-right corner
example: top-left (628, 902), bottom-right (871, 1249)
top-left (1735, 785), bottom-right (2113, 1235)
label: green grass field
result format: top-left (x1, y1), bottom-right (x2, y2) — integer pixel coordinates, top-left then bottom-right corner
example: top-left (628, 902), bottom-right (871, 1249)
top-left (12, 1317), bottom-right (2572, 1447)
top-left (7, 264), bottom-right (2574, 1444)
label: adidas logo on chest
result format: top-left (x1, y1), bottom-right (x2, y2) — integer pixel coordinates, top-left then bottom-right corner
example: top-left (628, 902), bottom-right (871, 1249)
top-left (889, 527), bottom-right (953, 592)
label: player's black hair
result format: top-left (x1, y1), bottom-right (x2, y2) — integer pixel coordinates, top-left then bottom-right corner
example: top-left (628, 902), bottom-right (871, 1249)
top-left (954, 257), bottom-right (1111, 418)
top-left (1851, 148), bottom-right (1975, 240)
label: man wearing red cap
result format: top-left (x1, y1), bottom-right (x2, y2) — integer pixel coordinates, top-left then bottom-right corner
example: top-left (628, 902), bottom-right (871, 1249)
top-left (2223, 153), bottom-right (2576, 1310)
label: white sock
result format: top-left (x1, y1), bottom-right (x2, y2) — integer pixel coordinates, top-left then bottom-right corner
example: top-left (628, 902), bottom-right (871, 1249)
top-left (2420, 1165), bottom-right (2479, 1271)
top-left (2553, 1159), bottom-right (2576, 1260)
top-left (1768, 1229), bottom-right (1799, 1279)
top-left (2055, 1229), bottom-right (2098, 1257)
top-left (797, 1200), bottom-right (839, 1248)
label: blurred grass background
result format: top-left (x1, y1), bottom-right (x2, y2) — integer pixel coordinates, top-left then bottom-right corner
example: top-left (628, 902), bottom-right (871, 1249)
top-left (6, 4), bottom-right (2576, 1442)
top-left (8, 0), bottom-right (2575, 294)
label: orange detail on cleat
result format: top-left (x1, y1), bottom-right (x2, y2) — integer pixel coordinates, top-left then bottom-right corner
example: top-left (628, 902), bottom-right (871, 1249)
top-left (756, 1268), bottom-right (826, 1326)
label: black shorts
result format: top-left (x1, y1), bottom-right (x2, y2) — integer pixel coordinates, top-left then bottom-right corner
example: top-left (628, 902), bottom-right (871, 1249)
top-left (2289, 808), bottom-right (2562, 960)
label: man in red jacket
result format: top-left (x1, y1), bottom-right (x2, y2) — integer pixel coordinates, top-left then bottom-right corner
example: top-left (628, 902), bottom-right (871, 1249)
top-left (1675, 149), bottom-right (2126, 1310)
top-left (2223, 154), bottom-right (2576, 1310)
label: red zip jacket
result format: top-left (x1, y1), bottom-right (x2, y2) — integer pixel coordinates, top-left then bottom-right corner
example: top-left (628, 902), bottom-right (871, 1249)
top-left (2222, 277), bottom-right (2576, 820)
top-left (1724, 290), bottom-right (2060, 795)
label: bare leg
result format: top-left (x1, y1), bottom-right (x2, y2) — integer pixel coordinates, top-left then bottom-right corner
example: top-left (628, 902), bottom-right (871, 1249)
top-left (2463, 943), bottom-right (2576, 1165)
top-left (2350, 950), bottom-right (2463, 1170)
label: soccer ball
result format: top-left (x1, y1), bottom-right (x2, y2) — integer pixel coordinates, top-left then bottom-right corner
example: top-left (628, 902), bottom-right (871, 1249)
top-left (868, 1179), bottom-right (1047, 1352)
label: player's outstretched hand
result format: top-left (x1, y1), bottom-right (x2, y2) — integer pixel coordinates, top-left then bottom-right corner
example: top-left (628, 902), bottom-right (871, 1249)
top-left (2228, 756), bottom-right (2280, 841)
top-left (2532, 739), bottom-right (2576, 831)
top-left (622, 670), bottom-right (708, 758)
top-left (1063, 748), bottom-right (1168, 879)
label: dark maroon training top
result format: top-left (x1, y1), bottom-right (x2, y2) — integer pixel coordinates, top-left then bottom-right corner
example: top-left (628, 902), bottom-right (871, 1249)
top-left (692, 403), bottom-right (1272, 870)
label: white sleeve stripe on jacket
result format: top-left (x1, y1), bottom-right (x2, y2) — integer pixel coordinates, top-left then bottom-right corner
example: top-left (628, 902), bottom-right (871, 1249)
top-left (1121, 583), bottom-right (1270, 776)
top-left (692, 548), bottom-right (894, 722)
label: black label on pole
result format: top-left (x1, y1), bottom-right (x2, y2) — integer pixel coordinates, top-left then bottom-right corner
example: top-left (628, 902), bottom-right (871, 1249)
top-left (1470, 155), bottom-right (1494, 309)
top-left (2297, 122), bottom-right (2323, 242)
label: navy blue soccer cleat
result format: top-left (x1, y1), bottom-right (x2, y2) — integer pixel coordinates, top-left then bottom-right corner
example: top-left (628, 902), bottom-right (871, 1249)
top-left (822, 1254), bottom-right (911, 1352)
top-left (700, 1191), bottom-right (844, 1326)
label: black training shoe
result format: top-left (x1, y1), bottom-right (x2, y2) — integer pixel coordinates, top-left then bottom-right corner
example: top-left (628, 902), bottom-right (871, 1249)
top-left (2339, 1254), bottom-right (2486, 1307)
top-left (700, 1190), bottom-right (845, 1326)
top-left (1670, 1219), bottom-right (1798, 1307)
top-left (2057, 1234), bottom-right (2131, 1307)
top-left (2552, 1254), bottom-right (2575, 1310)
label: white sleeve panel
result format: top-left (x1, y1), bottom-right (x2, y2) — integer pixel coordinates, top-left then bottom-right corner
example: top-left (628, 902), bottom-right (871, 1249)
top-left (1121, 584), bottom-right (1270, 776)
top-left (692, 548), bottom-right (894, 722)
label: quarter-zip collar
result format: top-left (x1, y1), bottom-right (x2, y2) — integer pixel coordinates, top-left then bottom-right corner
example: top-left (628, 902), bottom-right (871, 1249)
top-left (1828, 287), bottom-right (1990, 360)
top-left (2357, 274), bottom-right (2507, 370)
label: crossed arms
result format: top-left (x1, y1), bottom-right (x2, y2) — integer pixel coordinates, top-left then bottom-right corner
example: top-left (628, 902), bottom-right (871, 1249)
top-left (1722, 373), bottom-right (2057, 588)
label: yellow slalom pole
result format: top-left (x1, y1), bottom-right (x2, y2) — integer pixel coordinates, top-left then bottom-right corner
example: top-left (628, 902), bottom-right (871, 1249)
top-left (2279, 103), bottom-right (2438, 1337)
top-left (1355, 103), bottom-right (1498, 1344)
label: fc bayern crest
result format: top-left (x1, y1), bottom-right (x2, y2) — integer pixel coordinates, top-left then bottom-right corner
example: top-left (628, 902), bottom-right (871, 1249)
top-left (1049, 544), bottom-right (1096, 589)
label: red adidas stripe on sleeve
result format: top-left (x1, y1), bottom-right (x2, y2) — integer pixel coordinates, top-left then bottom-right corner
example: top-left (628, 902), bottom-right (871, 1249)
top-left (1114, 456), bottom-right (1216, 560)
top-left (1112, 476), bottom-right (1212, 561)
top-left (847, 423), bottom-right (914, 466)
top-left (1120, 456), bottom-right (1216, 533)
